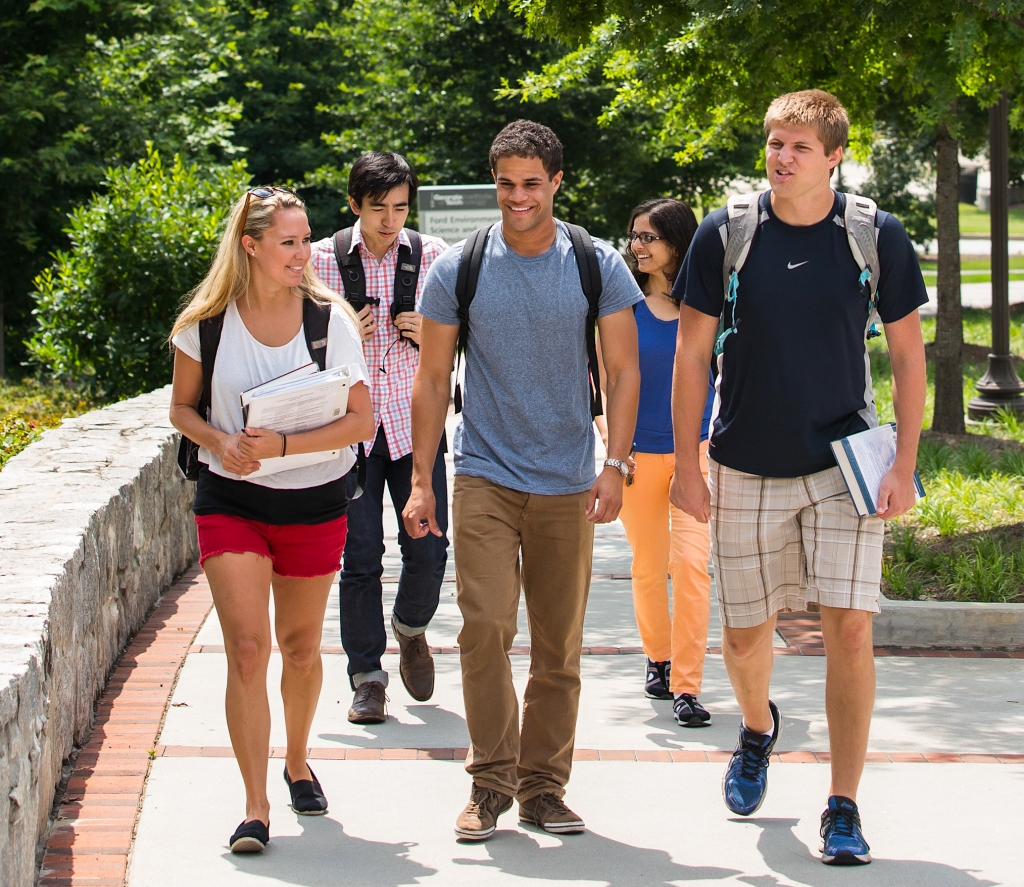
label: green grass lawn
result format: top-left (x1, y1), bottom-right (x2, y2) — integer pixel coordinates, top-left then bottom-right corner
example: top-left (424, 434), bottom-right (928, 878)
top-left (0, 378), bottom-right (100, 470)
top-left (870, 308), bottom-right (1024, 602)
top-left (918, 255), bottom-right (1024, 286)
top-left (959, 201), bottom-right (1024, 236)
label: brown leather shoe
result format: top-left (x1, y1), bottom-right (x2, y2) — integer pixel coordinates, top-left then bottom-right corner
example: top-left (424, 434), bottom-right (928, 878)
top-left (454, 784), bottom-right (512, 842)
top-left (391, 617), bottom-right (434, 701)
top-left (519, 792), bottom-right (585, 834)
top-left (347, 681), bottom-right (387, 724)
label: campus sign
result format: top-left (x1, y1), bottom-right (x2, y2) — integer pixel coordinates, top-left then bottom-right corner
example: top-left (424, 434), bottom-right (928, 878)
top-left (417, 184), bottom-right (501, 241)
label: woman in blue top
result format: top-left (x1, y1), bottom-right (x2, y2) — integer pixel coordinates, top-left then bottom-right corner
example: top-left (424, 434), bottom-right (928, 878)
top-left (620, 198), bottom-right (715, 727)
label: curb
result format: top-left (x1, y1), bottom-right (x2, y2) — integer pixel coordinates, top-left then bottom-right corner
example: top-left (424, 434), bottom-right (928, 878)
top-left (874, 593), bottom-right (1024, 650)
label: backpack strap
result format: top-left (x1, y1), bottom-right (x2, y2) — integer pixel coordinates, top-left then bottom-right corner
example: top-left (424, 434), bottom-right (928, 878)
top-left (391, 230), bottom-right (422, 321)
top-left (564, 222), bottom-right (604, 417)
top-left (198, 311), bottom-right (226, 425)
top-left (300, 297), bottom-right (366, 499)
top-left (332, 227), bottom-right (377, 311)
top-left (716, 193), bottom-right (766, 355)
top-left (177, 310), bottom-right (225, 480)
top-left (842, 193), bottom-right (883, 340)
top-left (302, 298), bottom-right (331, 371)
top-left (452, 224), bottom-right (493, 413)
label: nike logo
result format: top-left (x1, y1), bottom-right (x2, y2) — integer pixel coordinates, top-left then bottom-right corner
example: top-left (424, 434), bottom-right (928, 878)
top-left (787, 260), bottom-right (809, 270)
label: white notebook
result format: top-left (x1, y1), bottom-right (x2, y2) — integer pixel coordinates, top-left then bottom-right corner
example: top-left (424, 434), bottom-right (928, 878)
top-left (830, 423), bottom-right (925, 517)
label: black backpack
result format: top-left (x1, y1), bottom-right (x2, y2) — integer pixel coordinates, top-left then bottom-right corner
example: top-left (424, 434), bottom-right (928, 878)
top-left (453, 222), bottom-right (604, 416)
top-left (176, 299), bottom-right (365, 496)
top-left (332, 227), bottom-right (422, 331)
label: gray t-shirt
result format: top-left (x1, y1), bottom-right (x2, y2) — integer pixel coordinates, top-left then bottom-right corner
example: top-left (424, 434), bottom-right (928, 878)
top-left (419, 220), bottom-right (643, 495)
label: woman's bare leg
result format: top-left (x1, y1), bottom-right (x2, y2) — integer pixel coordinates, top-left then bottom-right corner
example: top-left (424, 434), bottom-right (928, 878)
top-left (203, 552), bottom-right (274, 824)
top-left (273, 572), bottom-right (335, 782)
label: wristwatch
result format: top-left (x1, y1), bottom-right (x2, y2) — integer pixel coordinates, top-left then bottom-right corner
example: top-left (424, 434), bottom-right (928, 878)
top-left (603, 458), bottom-right (630, 478)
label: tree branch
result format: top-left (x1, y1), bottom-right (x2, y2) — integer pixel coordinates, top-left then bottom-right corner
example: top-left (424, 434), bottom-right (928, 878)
top-left (969, 0), bottom-right (1024, 29)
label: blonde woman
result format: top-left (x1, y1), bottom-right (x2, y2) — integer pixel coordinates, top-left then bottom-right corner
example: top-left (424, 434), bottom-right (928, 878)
top-left (169, 187), bottom-right (374, 853)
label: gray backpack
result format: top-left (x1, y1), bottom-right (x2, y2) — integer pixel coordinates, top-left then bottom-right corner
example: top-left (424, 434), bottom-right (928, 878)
top-left (714, 191), bottom-right (882, 355)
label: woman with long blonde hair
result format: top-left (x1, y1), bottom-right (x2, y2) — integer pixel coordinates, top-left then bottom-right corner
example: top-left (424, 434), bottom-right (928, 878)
top-left (169, 187), bottom-right (375, 853)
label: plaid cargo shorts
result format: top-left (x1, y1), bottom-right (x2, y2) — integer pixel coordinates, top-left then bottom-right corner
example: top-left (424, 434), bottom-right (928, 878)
top-left (708, 459), bottom-right (884, 629)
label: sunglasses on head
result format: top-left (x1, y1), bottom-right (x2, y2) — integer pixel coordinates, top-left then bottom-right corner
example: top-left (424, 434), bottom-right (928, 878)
top-left (243, 185), bottom-right (297, 216)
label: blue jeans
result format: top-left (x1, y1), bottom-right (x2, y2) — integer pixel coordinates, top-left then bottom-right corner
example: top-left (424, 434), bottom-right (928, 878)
top-left (340, 427), bottom-right (449, 687)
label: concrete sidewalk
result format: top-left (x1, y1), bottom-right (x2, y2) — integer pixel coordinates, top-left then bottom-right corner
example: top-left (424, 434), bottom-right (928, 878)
top-left (42, 423), bottom-right (1024, 886)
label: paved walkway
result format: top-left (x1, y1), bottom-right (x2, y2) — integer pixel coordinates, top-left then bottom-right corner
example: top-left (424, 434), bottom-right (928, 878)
top-left (39, 426), bottom-right (1024, 886)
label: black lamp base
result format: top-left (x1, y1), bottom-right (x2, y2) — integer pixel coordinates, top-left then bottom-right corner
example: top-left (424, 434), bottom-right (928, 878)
top-left (967, 354), bottom-right (1024, 419)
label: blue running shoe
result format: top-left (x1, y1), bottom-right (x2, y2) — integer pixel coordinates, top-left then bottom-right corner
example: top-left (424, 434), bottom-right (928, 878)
top-left (820, 795), bottom-right (871, 865)
top-left (722, 700), bottom-right (781, 816)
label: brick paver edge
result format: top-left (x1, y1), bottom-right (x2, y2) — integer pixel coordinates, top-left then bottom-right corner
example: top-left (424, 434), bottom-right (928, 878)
top-left (38, 567), bottom-right (214, 887)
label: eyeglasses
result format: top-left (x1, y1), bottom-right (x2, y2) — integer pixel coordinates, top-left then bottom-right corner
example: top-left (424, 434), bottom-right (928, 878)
top-left (243, 185), bottom-right (297, 216)
top-left (626, 231), bottom-right (663, 246)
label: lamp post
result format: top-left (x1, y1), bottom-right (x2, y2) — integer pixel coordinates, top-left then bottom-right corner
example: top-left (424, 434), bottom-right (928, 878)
top-left (968, 92), bottom-right (1024, 419)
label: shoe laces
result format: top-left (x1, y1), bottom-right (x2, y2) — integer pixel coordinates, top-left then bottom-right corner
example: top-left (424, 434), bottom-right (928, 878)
top-left (356, 682), bottom-right (388, 704)
top-left (733, 732), bottom-right (772, 781)
top-left (469, 785), bottom-right (502, 816)
top-left (822, 801), bottom-right (862, 839)
top-left (533, 792), bottom-right (572, 817)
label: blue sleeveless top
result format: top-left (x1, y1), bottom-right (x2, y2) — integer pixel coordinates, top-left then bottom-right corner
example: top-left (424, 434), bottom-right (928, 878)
top-left (634, 299), bottom-right (715, 454)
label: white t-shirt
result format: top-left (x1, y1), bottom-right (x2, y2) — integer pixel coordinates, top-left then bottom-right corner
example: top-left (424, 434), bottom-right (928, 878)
top-left (172, 300), bottom-right (370, 489)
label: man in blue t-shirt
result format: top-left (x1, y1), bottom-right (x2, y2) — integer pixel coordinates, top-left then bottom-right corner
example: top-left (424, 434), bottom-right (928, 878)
top-left (670, 90), bottom-right (927, 866)
top-left (403, 120), bottom-right (642, 842)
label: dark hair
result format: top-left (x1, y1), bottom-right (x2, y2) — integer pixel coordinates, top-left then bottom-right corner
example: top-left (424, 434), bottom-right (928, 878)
top-left (489, 119), bottom-right (562, 178)
top-left (625, 198), bottom-right (699, 299)
top-left (348, 152), bottom-right (419, 207)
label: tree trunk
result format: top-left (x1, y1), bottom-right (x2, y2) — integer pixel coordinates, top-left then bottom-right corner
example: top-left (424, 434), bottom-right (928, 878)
top-left (0, 282), bottom-right (5, 380)
top-left (932, 123), bottom-right (964, 433)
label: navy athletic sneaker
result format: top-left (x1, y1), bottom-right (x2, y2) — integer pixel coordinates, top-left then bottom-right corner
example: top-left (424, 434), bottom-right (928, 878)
top-left (644, 659), bottom-right (672, 699)
top-left (722, 700), bottom-right (781, 816)
top-left (820, 795), bottom-right (872, 865)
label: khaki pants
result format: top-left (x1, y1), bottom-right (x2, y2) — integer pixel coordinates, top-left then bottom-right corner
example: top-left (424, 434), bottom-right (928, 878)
top-left (452, 474), bottom-right (594, 801)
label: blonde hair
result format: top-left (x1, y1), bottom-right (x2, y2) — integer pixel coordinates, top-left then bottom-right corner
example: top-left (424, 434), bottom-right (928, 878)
top-left (169, 189), bottom-right (356, 341)
top-left (763, 89), bottom-right (850, 155)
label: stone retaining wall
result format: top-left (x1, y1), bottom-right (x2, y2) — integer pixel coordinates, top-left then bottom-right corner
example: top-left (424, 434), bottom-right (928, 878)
top-left (0, 386), bottom-right (195, 887)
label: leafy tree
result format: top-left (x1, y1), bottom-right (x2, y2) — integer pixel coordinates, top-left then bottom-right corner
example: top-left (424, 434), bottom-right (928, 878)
top-left (490, 0), bottom-right (1024, 433)
top-left (28, 148), bottom-right (250, 398)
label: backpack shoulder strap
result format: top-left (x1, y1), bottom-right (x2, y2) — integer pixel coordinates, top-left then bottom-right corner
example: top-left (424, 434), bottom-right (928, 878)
top-left (842, 193), bottom-right (880, 296)
top-left (302, 298), bottom-right (331, 371)
top-left (452, 225), bottom-right (493, 413)
top-left (198, 310), bottom-right (226, 420)
top-left (332, 227), bottom-right (371, 309)
top-left (391, 229), bottom-right (422, 320)
top-left (722, 193), bottom-right (764, 285)
top-left (564, 222), bottom-right (605, 417)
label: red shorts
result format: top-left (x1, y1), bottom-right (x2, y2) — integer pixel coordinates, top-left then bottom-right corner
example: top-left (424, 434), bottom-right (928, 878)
top-left (195, 514), bottom-right (348, 578)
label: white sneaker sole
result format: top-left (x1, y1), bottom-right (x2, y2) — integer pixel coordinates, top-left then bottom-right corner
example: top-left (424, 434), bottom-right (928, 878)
top-left (454, 824), bottom-right (495, 842)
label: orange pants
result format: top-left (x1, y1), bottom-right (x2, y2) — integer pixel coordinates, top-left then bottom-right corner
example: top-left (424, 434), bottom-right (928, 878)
top-left (619, 443), bottom-right (711, 695)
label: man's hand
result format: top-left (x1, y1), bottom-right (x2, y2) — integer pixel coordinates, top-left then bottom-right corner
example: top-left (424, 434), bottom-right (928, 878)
top-left (219, 431), bottom-right (261, 476)
top-left (585, 467), bottom-right (624, 523)
top-left (394, 311), bottom-right (423, 345)
top-left (403, 482), bottom-right (442, 538)
top-left (356, 304), bottom-right (377, 342)
top-left (875, 468), bottom-right (918, 520)
top-left (670, 463), bottom-right (711, 523)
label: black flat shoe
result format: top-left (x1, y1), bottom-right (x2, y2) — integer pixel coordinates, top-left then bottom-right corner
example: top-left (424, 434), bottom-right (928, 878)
top-left (284, 763), bottom-right (328, 815)
top-left (229, 818), bottom-right (269, 853)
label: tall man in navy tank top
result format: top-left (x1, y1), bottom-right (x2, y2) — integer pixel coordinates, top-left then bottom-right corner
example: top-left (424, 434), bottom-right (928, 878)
top-left (671, 90), bottom-right (927, 866)
top-left (404, 120), bottom-right (642, 841)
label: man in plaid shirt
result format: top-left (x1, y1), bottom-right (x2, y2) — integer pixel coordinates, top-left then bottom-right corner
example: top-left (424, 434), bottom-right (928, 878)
top-left (311, 153), bottom-right (449, 725)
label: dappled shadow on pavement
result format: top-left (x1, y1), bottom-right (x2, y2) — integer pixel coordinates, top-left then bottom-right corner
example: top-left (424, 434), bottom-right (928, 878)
top-left (741, 817), bottom-right (998, 887)
top-left (453, 826), bottom-right (740, 885)
top-left (224, 814), bottom-right (437, 886)
top-left (318, 702), bottom-right (469, 748)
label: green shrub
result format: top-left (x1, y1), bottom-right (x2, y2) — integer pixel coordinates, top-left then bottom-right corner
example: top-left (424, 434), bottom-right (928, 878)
top-left (28, 147), bottom-right (251, 399)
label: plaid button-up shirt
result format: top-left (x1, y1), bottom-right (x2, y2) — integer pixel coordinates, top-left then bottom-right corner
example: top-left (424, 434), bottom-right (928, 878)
top-left (311, 221), bottom-right (447, 460)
